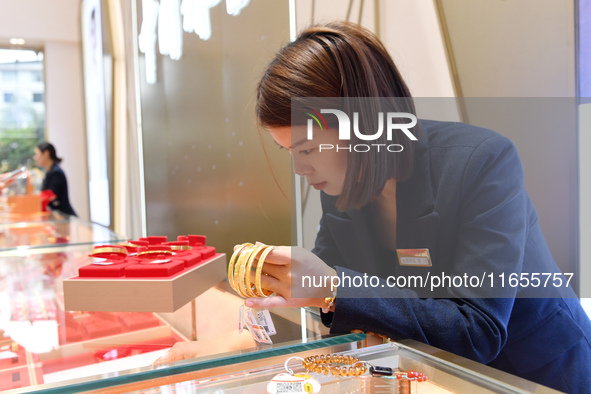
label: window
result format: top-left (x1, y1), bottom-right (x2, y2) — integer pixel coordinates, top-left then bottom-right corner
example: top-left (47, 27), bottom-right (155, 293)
top-left (0, 49), bottom-right (45, 172)
top-left (31, 71), bottom-right (43, 82)
top-left (1, 70), bottom-right (16, 82)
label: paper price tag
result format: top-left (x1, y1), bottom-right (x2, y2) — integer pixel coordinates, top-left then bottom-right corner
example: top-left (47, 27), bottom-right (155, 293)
top-left (238, 304), bottom-right (244, 333)
top-left (240, 306), bottom-right (273, 344)
top-left (249, 324), bottom-right (273, 344)
top-left (256, 309), bottom-right (277, 336)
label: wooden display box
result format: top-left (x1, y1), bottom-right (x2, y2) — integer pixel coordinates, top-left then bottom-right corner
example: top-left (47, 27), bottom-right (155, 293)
top-left (63, 253), bottom-right (226, 313)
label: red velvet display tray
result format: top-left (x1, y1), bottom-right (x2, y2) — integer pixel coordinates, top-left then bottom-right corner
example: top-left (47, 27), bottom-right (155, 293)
top-left (63, 235), bottom-right (226, 313)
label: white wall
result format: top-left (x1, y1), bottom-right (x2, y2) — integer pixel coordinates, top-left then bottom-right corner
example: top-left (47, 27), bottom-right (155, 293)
top-left (0, 0), bottom-right (82, 44)
top-left (0, 0), bottom-right (89, 220)
top-left (44, 41), bottom-right (89, 220)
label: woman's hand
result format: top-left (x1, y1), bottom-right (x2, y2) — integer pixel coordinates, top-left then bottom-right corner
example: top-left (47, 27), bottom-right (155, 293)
top-left (153, 330), bottom-right (256, 365)
top-left (242, 246), bottom-right (337, 310)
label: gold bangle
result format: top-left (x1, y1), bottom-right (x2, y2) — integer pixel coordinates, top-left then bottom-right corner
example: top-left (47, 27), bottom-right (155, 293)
top-left (91, 246), bottom-right (128, 257)
top-left (228, 243), bottom-right (252, 291)
top-left (244, 244), bottom-right (267, 297)
top-left (228, 242), bottom-right (276, 298)
top-left (137, 250), bottom-right (174, 258)
top-left (254, 245), bottom-right (275, 297)
top-left (170, 245), bottom-right (192, 251)
top-left (235, 245), bottom-right (256, 297)
top-left (231, 245), bottom-right (248, 295)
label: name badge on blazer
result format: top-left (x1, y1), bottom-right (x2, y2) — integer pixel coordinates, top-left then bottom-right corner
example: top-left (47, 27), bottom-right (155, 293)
top-left (396, 249), bottom-right (432, 267)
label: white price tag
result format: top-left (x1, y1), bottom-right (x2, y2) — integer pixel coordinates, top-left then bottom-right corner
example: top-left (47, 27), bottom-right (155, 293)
top-left (256, 309), bottom-right (277, 336)
top-left (240, 306), bottom-right (275, 344)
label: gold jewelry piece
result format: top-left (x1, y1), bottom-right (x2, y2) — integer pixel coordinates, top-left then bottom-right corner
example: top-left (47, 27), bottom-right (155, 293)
top-left (302, 354), bottom-right (367, 377)
top-left (229, 243), bottom-right (275, 298)
top-left (244, 244), bottom-right (267, 297)
top-left (236, 245), bottom-right (256, 297)
top-left (254, 245), bottom-right (275, 297)
top-left (91, 246), bottom-right (128, 257)
top-left (170, 245), bottom-right (192, 251)
top-left (228, 243), bottom-right (252, 290)
top-left (137, 250), bottom-right (174, 258)
top-left (322, 282), bottom-right (338, 313)
top-left (322, 296), bottom-right (336, 313)
top-left (287, 354), bottom-right (428, 381)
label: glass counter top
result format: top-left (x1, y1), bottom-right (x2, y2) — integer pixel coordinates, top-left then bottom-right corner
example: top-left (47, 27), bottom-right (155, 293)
top-left (0, 215), bottom-right (127, 253)
top-left (67, 340), bottom-right (558, 394)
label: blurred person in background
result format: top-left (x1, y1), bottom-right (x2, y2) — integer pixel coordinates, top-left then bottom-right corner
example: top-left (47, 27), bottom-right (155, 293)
top-left (33, 142), bottom-right (77, 216)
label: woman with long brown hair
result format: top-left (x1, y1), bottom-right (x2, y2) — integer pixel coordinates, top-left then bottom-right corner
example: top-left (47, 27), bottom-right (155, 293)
top-left (161, 21), bottom-right (591, 393)
top-left (248, 21), bottom-right (590, 393)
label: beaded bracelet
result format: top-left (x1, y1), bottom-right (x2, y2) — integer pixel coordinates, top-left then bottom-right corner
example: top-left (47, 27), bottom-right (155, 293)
top-left (285, 353), bottom-right (428, 381)
top-left (302, 354), bottom-right (367, 376)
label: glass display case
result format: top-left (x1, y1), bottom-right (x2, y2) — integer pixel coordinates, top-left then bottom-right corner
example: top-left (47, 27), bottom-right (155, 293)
top-left (7, 339), bottom-right (560, 393)
top-left (0, 217), bottom-right (560, 393)
top-left (0, 216), bottom-right (362, 392)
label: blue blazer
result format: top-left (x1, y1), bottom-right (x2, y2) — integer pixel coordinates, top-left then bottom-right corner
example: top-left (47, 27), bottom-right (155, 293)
top-left (313, 120), bottom-right (591, 392)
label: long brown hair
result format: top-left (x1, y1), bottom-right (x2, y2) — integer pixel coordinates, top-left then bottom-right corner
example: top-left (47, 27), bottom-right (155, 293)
top-left (257, 21), bottom-right (419, 211)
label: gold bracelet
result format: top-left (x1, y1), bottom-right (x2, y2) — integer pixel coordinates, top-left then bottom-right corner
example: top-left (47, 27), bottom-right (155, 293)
top-left (228, 243), bottom-right (252, 291)
top-left (254, 245), bottom-right (275, 297)
top-left (236, 245), bottom-right (257, 297)
top-left (229, 243), bottom-right (275, 298)
top-left (137, 250), bottom-right (173, 258)
top-left (303, 354), bottom-right (366, 376)
top-left (170, 245), bottom-right (192, 251)
top-left (321, 282), bottom-right (338, 313)
top-left (322, 297), bottom-right (336, 313)
top-left (244, 244), bottom-right (267, 297)
top-left (285, 354), bottom-right (428, 381)
top-left (91, 246), bottom-right (128, 257)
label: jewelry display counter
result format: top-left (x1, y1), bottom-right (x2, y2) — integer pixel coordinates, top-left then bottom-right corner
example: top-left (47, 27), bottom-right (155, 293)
top-left (0, 217), bottom-right (362, 393)
top-left (7, 338), bottom-right (561, 394)
top-left (1, 218), bottom-right (559, 393)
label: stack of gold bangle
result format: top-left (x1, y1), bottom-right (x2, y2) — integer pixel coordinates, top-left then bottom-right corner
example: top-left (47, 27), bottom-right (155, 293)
top-left (228, 243), bottom-right (275, 298)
